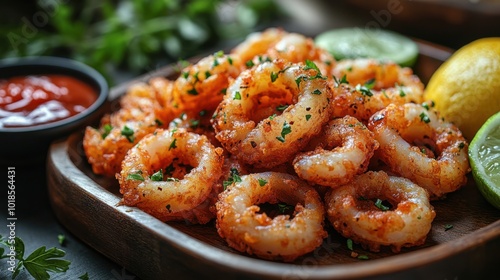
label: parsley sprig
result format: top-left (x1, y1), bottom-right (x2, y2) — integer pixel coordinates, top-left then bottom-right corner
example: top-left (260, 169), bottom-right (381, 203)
top-left (0, 235), bottom-right (71, 280)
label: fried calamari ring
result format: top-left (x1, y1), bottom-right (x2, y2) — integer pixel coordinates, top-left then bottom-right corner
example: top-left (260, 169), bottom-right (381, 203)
top-left (368, 103), bottom-right (470, 199)
top-left (330, 58), bottom-right (425, 122)
top-left (325, 171), bottom-right (436, 253)
top-left (215, 172), bottom-right (327, 262)
top-left (172, 51), bottom-right (243, 115)
top-left (118, 128), bottom-right (224, 223)
top-left (83, 82), bottom-right (172, 177)
top-left (293, 115), bottom-right (379, 187)
top-left (212, 59), bottom-right (332, 168)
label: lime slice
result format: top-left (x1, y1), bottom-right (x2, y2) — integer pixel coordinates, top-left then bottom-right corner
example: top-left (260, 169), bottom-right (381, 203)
top-left (469, 111), bottom-right (500, 210)
top-left (315, 27), bottom-right (419, 67)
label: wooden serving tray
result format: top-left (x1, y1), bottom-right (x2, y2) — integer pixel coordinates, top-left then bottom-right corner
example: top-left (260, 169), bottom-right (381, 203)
top-left (47, 39), bottom-right (500, 280)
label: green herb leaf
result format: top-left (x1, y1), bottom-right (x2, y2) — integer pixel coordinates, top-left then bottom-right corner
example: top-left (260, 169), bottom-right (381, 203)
top-left (399, 87), bottom-right (406, 97)
top-left (305, 114), bottom-right (311, 121)
top-left (358, 255), bottom-right (369, 260)
top-left (155, 119), bottom-right (164, 127)
top-left (355, 84), bottom-right (373, 97)
top-left (258, 178), bottom-right (267, 186)
top-left (347, 239), bottom-right (353, 251)
top-left (276, 121), bottom-right (292, 142)
top-left (121, 126), bottom-right (135, 143)
top-left (278, 203), bottom-right (292, 213)
top-left (166, 177), bottom-right (179, 182)
top-left (150, 170), bottom-right (164, 181)
top-left (270, 72), bottom-right (279, 82)
top-left (374, 199), bottom-right (389, 211)
top-left (222, 168), bottom-right (242, 189)
top-left (126, 173), bottom-right (144, 181)
top-left (22, 246), bottom-right (71, 280)
top-left (234, 91), bottom-right (241, 100)
top-left (79, 272), bottom-right (90, 280)
top-left (304, 59), bottom-right (321, 74)
top-left (333, 74), bottom-right (349, 87)
top-left (419, 112), bottom-right (430, 123)
top-left (189, 119), bottom-right (200, 128)
top-left (364, 78), bottom-right (376, 89)
top-left (169, 138), bottom-right (177, 150)
top-left (57, 235), bottom-right (65, 246)
top-left (444, 224), bottom-right (454, 231)
top-left (187, 88), bottom-right (198, 95)
top-left (101, 124), bottom-right (113, 139)
top-left (276, 104), bottom-right (289, 111)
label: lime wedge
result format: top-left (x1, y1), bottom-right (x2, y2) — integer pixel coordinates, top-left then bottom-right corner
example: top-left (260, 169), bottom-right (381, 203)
top-left (315, 27), bottom-right (419, 67)
top-left (469, 111), bottom-right (500, 210)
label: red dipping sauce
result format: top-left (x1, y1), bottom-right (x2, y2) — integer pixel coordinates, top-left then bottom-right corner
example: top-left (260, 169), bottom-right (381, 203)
top-left (0, 75), bottom-right (98, 128)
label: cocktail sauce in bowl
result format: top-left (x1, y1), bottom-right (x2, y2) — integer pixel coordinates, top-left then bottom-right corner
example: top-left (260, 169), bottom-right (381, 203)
top-left (0, 56), bottom-right (109, 164)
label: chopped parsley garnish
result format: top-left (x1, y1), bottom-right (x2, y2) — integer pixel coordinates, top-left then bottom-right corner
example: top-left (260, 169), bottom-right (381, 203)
top-left (101, 124), bottom-right (113, 139)
top-left (276, 121), bottom-right (292, 143)
top-left (121, 125), bottom-right (135, 143)
top-left (269, 114), bottom-right (277, 120)
top-left (270, 72), bottom-right (279, 82)
top-left (375, 199), bottom-right (389, 211)
top-left (79, 272), bottom-right (90, 280)
top-left (364, 78), bottom-right (376, 89)
top-left (234, 91), bottom-right (241, 100)
top-left (347, 238), bottom-right (353, 250)
top-left (192, 71), bottom-right (200, 82)
top-left (212, 58), bottom-right (219, 67)
top-left (444, 224), bottom-right (454, 231)
top-left (258, 178), bottom-right (267, 186)
top-left (57, 234), bottom-right (66, 246)
top-left (169, 138), bottom-right (177, 150)
top-left (312, 89), bottom-right (322, 95)
top-left (155, 119), bottom-right (164, 126)
top-left (150, 170), bottom-right (164, 181)
top-left (166, 177), bottom-right (179, 182)
top-left (419, 112), bottom-right (431, 123)
top-left (127, 171), bottom-right (144, 181)
top-left (182, 71), bottom-right (189, 79)
top-left (205, 70), bottom-right (211, 78)
top-left (189, 119), bottom-right (200, 128)
top-left (399, 87), bottom-right (406, 97)
top-left (278, 203), bottom-right (292, 213)
top-left (304, 60), bottom-right (321, 74)
top-left (422, 102), bottom-right (430, 110)
top-left (358, 255), bottom-right (369, 260)
top-left (333, 74), bottom-right (349, 87)
top-left (355, 84), bottom-right (373, 97)
top-left (223, 168), bottom-right (242, 189)
top-left (305, 114), bottom-right (311, 121)
top-left (214, 50), bottom-right (224, 57)
top-left (245, 60), bottom-right (255, 68)
top-left (276, 104), bottom-right (289, 111)
top-left (187, 88), bottom-right (198, 95)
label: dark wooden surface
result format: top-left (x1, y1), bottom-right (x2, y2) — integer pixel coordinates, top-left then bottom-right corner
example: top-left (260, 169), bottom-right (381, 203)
top-left (44, 40), bottom-right (500, 280)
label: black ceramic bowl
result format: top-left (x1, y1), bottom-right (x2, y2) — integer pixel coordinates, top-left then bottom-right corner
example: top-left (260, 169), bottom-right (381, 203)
top-left (0, 56), bottom-right (109, 165)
